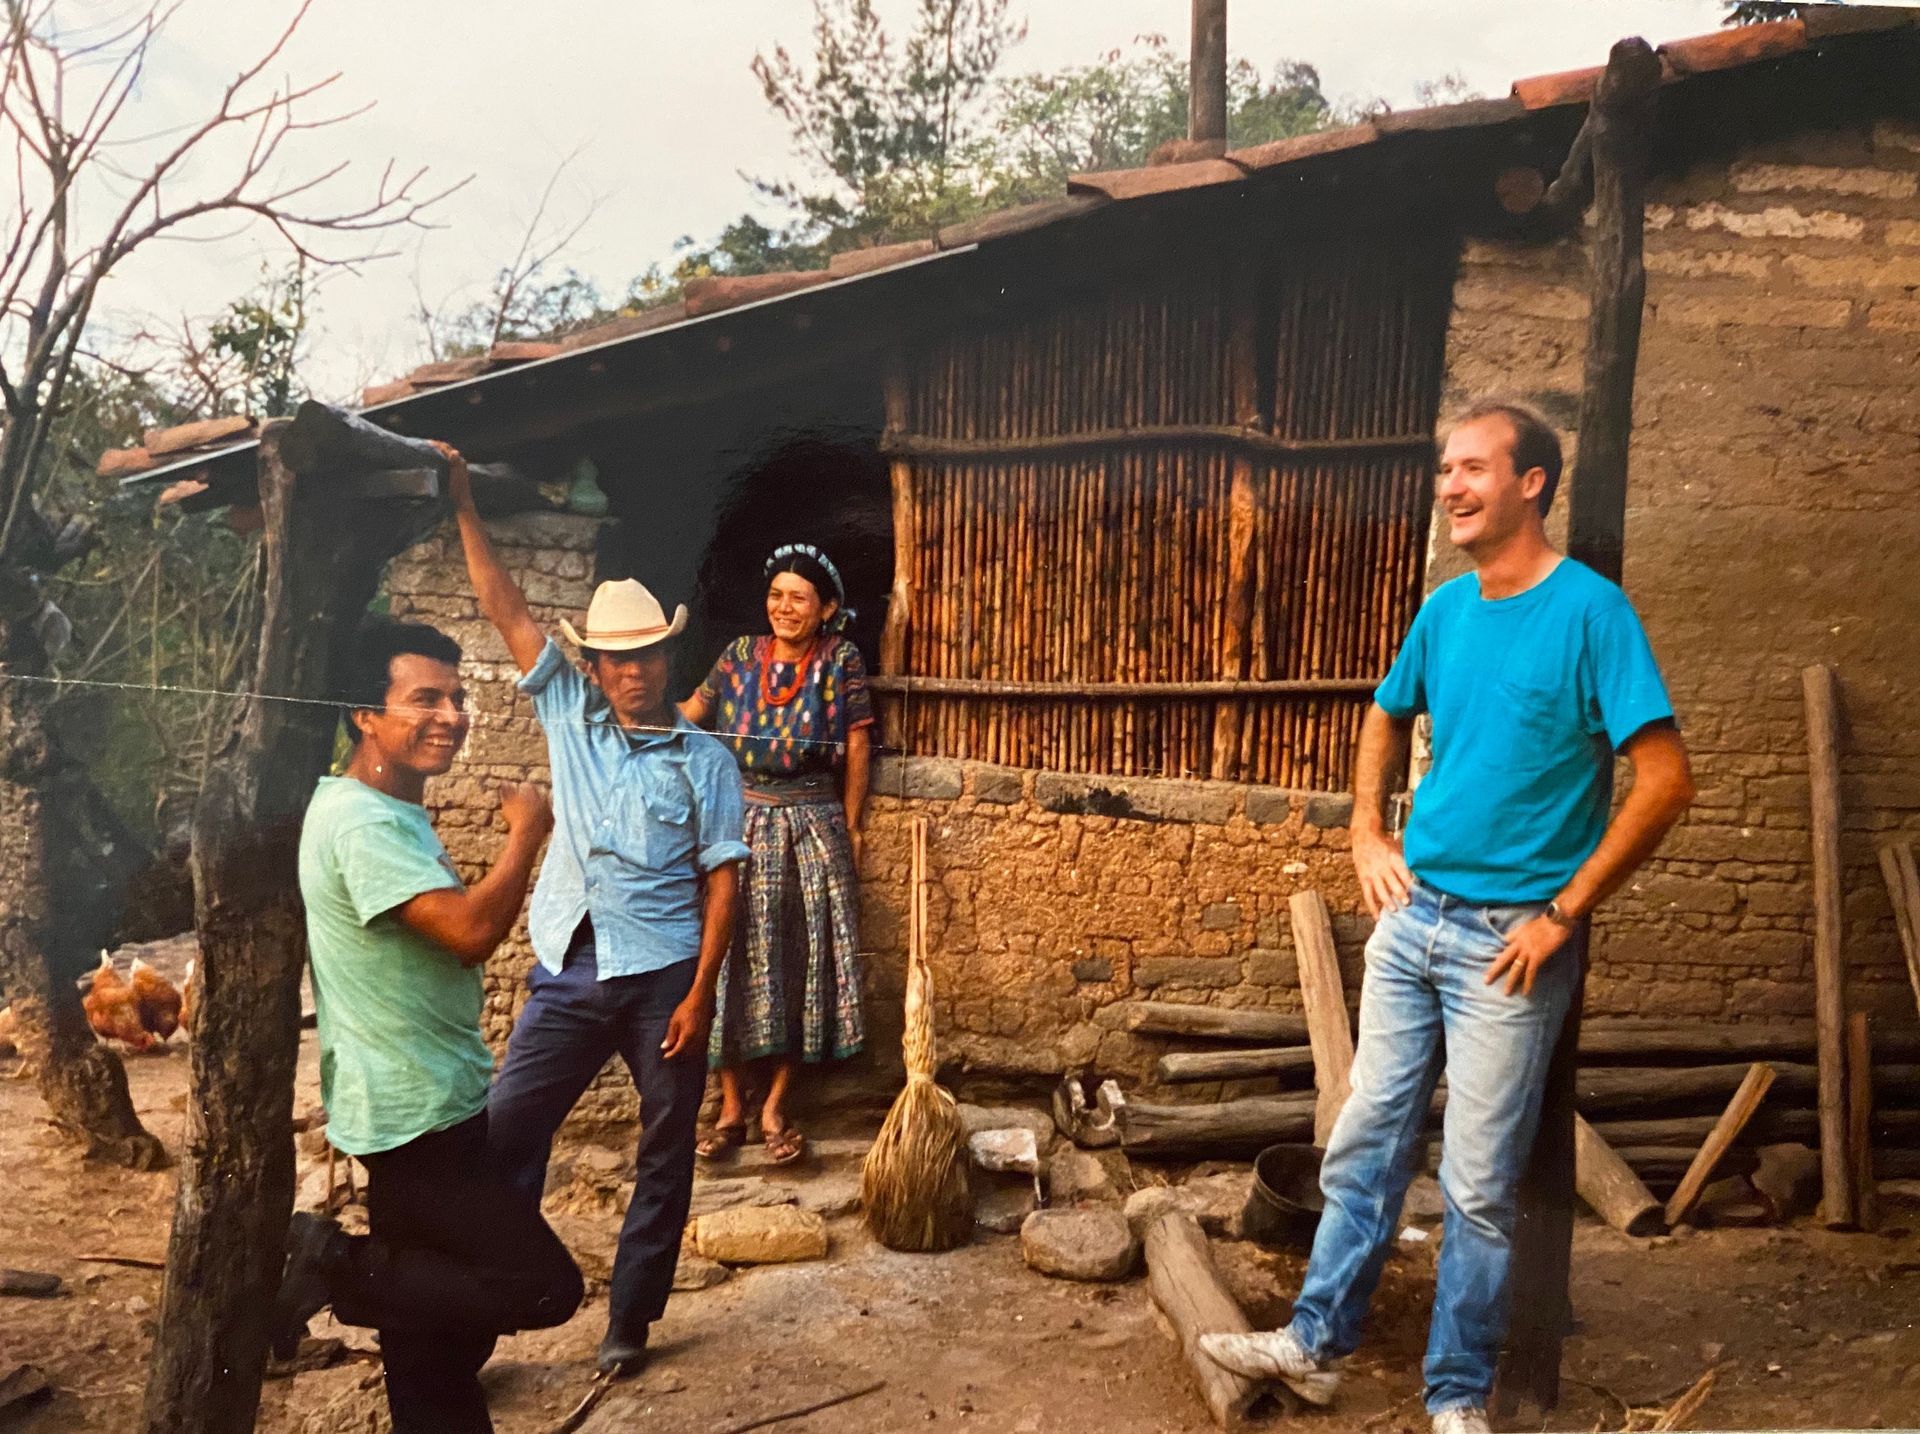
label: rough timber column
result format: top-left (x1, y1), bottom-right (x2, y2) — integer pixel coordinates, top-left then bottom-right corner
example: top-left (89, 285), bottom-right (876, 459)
top-left (1497, 35), bottom-right (1661, 1422)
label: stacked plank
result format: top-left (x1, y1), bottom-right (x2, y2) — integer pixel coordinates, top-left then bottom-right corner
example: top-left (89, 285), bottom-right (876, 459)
top-left (1100, 1001), bottom-right (1920, 1192)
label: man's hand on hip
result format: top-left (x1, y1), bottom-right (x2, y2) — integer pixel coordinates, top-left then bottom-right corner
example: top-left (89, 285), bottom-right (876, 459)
top-left (1485, 914), bottom-right (1573, 997)
top-left (1352, 825), bottom-right (1415, 918)
top-left (660, 991), bottom-right (713, 1061)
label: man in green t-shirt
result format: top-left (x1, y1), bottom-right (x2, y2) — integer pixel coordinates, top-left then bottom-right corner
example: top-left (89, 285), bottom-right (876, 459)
top-left (273, 621), bottom-right (583, 1434)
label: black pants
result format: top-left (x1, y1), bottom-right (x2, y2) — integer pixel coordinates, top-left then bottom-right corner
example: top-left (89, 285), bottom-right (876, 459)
top-left (489, 930), bottom-right (706, 1335)
top-left (329, 1112), bottom-right (584, 1434)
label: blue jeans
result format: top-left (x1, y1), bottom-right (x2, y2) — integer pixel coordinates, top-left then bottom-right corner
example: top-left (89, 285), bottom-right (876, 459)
top-left (1286, 878), bottom-right (1580, 1414)
top-left (488, 928), bottom-right (705, 1336)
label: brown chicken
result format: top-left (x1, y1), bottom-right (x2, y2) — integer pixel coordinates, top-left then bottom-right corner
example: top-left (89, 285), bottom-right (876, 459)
top-left (0, 1003), bottom-right (17, 1059)
top-left (81, 954), bottom-right (157, 1053)
top-left (130, 957), bottom-right (183, 1042)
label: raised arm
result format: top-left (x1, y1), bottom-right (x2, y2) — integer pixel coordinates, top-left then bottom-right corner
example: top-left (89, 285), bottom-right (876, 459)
top-left (432, 442), bottom-right (545, 675)
top-left (1350, 702), bottom-right (1417, 917)
top-left (395, 783), bottom-right (552, 966)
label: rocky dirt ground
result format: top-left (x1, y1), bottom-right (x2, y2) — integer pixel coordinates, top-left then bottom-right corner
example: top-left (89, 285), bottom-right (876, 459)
top-left (4, 1028), bottom-right (1920, 1433)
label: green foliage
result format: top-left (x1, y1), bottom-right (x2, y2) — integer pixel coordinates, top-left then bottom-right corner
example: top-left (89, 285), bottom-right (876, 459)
top-left (990, 37), bottom-right (1339, 201)
top-left (203, 264), bottom-right (309, 418)
top-left (434, 265), bottom-right (611, 357)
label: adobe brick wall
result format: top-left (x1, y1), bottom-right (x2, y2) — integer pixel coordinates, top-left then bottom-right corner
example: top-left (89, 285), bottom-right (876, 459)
top-left (1440, 117), bottom-right (1920, 1026)
top-left (860, 757), bottom-right (1367, 1093)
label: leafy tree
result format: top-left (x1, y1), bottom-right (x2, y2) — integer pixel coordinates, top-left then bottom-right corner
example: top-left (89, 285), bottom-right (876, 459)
top-left (1723, 1), bottom-right (1832, 22)
top-left (749, 0), bottom-right (1026, 244)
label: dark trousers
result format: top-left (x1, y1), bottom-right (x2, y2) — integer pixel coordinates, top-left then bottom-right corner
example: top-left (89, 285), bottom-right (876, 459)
top-left (488, 930), bottom-right (706, 1335)
top-left (328, 1112), bottom-right (584, 1434)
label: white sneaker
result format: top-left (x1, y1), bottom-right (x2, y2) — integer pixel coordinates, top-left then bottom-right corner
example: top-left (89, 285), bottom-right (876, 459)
top-left (1431, 1408), bottom-right (1492, 1434)
top-left (1197, 1328), bottom-right (1341, 1407)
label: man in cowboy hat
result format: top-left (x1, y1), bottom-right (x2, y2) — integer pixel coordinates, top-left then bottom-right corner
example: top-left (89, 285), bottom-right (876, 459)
top-left (435, 443), bottom-right (747, 1378)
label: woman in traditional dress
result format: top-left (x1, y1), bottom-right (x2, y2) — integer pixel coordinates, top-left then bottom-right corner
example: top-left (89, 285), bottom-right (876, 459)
top-left (681, 544), bottom-right (872, 1165)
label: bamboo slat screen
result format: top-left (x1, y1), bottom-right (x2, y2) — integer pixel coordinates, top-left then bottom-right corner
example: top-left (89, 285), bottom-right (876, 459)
top-left (881, 237), bottom-right (1453, 790)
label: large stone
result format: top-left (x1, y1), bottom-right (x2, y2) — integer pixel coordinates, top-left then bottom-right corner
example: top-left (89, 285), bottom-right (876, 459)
top-left (1049, 1148), bottom-right (1119, 1204)
top-left (1122, 1172), bottom-right (1249, 1239)
top-left (970, 1127), bottom-right (1041, 1175)
top-left (671, 1252), bottom-right (732, 1292)
top-left (1020, 1208), bottom-right (1140, 1282)
top-left (956, 1104), bottom-right (1057, 1142)
top-left (692, 1205), bottom-right (829, 1265)
top-left (974, 1176), bottom-right (1039, 1235)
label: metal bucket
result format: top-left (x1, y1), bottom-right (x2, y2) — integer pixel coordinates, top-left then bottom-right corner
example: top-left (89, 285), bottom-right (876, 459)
top-left (1242, 1143), bottom-right (1324, 1249)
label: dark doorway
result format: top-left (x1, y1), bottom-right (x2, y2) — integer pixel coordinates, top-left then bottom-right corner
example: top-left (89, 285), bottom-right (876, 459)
top-left (680, 436), bottom-right (893, 694)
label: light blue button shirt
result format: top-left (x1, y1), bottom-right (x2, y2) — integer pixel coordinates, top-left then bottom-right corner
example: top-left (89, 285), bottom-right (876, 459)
top-left (519, 639), bottom-right (749, 978)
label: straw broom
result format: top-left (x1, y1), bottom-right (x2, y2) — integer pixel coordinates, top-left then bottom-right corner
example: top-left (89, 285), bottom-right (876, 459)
top-left (861, 815), bottom-right (972, 1250)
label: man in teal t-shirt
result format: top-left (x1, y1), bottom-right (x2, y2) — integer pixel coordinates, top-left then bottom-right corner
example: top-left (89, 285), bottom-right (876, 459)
top-left (1203, 402), bottom-right (1696, 1434)
top-left (274, 621), bottom-right (582, 1434)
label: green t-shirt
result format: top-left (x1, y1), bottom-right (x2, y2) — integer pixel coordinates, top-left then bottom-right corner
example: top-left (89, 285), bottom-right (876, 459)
top-left (297, 776), bottom-right (491, 1156)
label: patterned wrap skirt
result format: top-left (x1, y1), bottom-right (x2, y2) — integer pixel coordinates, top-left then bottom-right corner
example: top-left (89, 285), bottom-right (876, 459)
top-left (708, 773), bottom-right (866, 1068)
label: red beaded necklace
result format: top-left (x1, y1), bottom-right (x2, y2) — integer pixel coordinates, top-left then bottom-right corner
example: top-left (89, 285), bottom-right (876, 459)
top-left (758, 635), bottom-right (818, 708)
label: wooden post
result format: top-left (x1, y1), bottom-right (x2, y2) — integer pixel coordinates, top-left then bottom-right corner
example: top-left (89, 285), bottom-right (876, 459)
top-left (141, 421), bottom-right (449, 1433)
top-left (1188, 0), bottom-right (1228, 149)
top-left (1664, 1062), bottom-right (1776, 1227)
top-left (881, 361), bottom-right (917, 751)
top-left (1877, 841), bottom-right (1920, 1023)
top-left (1144, 1212), bottom-right (1269, 1430)
top-left (1574, 1115), bottom-right (1662, 1238)
top-left (1289, 890), bottom-right (1354, 1144)
top-left (1499, 35), bottom-right (1660, 1421)
top-left (1212, 256), bottom-right (1263, 780)
top-left (1802, 662), bottom-right (1853, 1229)
top-left (1847, 1012), bottom-right (1876, 1231)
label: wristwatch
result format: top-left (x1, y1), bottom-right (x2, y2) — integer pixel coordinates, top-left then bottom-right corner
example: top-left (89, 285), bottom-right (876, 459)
top-left (1544, 899), bottom-right (1577, 930)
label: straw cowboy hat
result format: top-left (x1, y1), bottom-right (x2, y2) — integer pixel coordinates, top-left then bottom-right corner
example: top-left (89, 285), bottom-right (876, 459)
top-left (559, 579), bottom-right (687, 652)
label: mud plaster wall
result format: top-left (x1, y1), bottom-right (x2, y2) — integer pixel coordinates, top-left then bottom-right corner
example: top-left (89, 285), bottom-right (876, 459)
top-left (1440, 117), bottom-right (1920, 1027)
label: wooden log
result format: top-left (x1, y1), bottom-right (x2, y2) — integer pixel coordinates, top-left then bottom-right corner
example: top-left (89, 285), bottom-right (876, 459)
top-left (1610, 1146), bottom-right (1760, 1185)
top-left (1144, 1212), bottom-right (1272, 1431)
top-left (1577, 1019), bottom-right (1920, 1063)
top-left (1289, 890), bottom-right (1355, 1144)
top-left (868, 675), bottom-right (1379, 699)
top-left (1595, 1107), bottom-right (1920, 1148)
top-left (1212, 257), bottom-right (1262, 780)
top-left (1878, 841), bottom-right (1920, 1024)
top-left (1802, 662), bottom-right (1853, 1229)
top-left (1574, 1115), bottom-right (1663, 1237)
top-left (1848, 1012), bottom-right (1877, 1231)
top-left (877, 424), bottom-right (1434, 463)
top-left (1116, 1091), bottom-right (1319, 1160)
top-left (141, 423), bottom-right (450, 1434)
top-left (1119, 1002), bottom-right (1309, 1043)
top-left (1156, 1046), bottom-right (1317, 1085)
top-left (1188, 0), bottom-right (1228, 148)
top-left (1664, 1062), bottom-right (1777, 1228)
top-left (880, 362), bottom-right (916, 752)
top-left (1575, 1060), bottom-right (1918, 1115)
top-left (279, 399), bottom-right (447, 477)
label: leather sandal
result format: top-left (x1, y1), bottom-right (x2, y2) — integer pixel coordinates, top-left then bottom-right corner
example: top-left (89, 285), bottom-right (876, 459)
top-left (763, 1122), bottom-right (807, 1166)
top-left (695, 1120), bottom-right (747, 1161)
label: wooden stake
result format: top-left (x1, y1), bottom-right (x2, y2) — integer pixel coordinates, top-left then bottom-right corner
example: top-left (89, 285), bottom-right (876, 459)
top-left (1573, 1114), bottom-right (1663, 1237)
top-left (1664, 1062), bottom-right (1776, 1228)
top-left (1144, 1213), bottom-right (1270, 1432)
top-left (1878, 841), bottom-right (1920, 1024)
top-left (1848, 1011), bottom-right (1877, 1230)
top-left (1289, 890), bottom-right (1355, 1145)
top-left (1802, 662), bottom-right (1853, 1229)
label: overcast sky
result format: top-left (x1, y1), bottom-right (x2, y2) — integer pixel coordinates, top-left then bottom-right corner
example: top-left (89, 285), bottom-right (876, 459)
top-left (84, 0), bottom-right (1730, 399)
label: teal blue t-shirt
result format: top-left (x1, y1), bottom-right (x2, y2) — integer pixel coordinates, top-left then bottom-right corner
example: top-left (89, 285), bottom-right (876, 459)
top-left (298, 777), bottom-right (491, 1156)
top-left (1375, 559), bottom-right (1674, 905)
